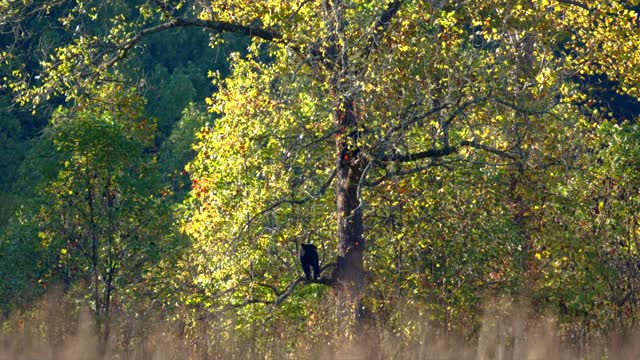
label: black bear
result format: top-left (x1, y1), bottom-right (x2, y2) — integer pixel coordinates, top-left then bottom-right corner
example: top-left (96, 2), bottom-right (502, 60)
top-left (299, 243), bottom-right (320, 281)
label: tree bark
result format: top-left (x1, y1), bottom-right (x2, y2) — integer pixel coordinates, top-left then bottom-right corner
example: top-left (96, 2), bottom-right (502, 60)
top-left (334, 99), bottom-right (365, 292)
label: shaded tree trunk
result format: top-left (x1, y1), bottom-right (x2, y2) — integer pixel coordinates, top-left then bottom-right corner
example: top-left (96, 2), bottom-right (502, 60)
top-left (334, 99), bottom-right (365, 294)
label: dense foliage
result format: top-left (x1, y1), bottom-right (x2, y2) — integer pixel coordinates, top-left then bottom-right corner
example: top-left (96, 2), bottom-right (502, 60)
top-left (2, 0), bottom-right (640, 358)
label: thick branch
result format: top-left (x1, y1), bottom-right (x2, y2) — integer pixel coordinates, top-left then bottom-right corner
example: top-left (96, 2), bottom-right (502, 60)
top-left (99, 18), bottom-right (280, 71)
top-left (271, 267), bottom-right (337, 304)
top-left (376, 146), bottom-right (458, 162)
top-left (174, 18), bottom-right (280, 40)
top-left (272, 275), bottom-right (335, 305)
top-left (239, 263), bottom-right (337, 307)
top-left (274, 278), bottom-right (305, 305)
top-left (376, 139), bottom-right (515, 163)
top-left (374, 94), bottom-right (554, 164)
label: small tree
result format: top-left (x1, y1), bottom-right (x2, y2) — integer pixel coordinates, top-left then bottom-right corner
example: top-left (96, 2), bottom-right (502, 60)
top-left (30, 87), bottom-right (172, 349)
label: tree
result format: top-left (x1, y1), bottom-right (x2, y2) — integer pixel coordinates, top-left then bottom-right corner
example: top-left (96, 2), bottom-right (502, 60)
top-left (2, 85), bottom-right (176, 352)
top-left (146, 65), bottom-right (197, 137)
top-left (158, 102), bottom-right (212, 199)
top-left (4, 0), bottom-right (640, 344)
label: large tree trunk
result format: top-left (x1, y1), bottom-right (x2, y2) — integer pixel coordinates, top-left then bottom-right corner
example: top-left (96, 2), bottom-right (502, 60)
top-left (322, 0), bottom-right (368, 330)
top-left (334, 99), bottom-right (365, 292)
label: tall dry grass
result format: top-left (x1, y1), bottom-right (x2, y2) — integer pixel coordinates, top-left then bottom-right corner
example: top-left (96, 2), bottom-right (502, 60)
top-left (2, 292), bottom-right (639, 359)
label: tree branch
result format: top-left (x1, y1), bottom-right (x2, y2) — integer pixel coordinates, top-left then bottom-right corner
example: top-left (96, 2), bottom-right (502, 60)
top-left (236, 169), bottom-right (337, 239)
top-left (444, 96), bottom-right (490, 129)
top-left (372, 93), bottom-right (555, 164)
top-left (98, 18), bottom-right (281, 71)
top-left (460, 140), bottom-right (516, 160)
top-left (492, 96), bottom-right (559, 116)
top-left (364, 160), bottom-right (448, 187)
top-left (375, 139), bottom-right (515, 164)
top-left (376, 146), bottom-right (458, 162)
top-left (237, 263), bottom-right (338, 307)
top-left (366, 0), bottom-right (404, 54)
top-left (383, 102), bottom-right (451, 142)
